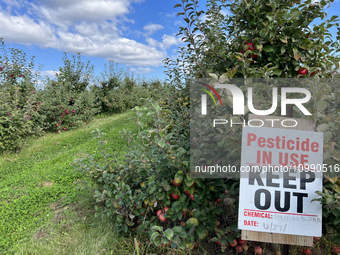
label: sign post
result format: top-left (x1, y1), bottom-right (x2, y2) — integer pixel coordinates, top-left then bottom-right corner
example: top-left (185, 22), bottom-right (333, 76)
top-left (238, 114), bottom-right (323, 247)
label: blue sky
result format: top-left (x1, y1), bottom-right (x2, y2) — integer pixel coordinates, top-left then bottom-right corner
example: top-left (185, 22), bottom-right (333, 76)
top-left (0, 0), bottom-right (339, 83)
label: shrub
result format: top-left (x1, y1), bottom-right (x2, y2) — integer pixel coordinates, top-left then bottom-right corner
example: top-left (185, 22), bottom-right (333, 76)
top-left (73, 80), bottom-right (245, 250)
top-left (0, 39), bottom-right (45, 153)
top-left (38, 53), bottom-right (98, 132)
top-left (172, 0), bottom-right (340, 246)
top-left (91, 62), bottom-right (157, 114)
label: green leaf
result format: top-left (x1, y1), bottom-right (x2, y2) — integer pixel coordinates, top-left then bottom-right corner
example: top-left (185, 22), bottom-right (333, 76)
top-left (212, 237), bottom-right (219, 242)
top-left (186, 217), bottom-right (199, 228)
top-left (157, 140), bottom-right (166, 148)
top-left (151, 225), bottom-right (163, 231)
top-left (154, 236), bottom-right (162, 246)
top-left (331, 207), bottom-right (340, 217)
top-left (151, 232), bottom-right (161, 241)
top-left (165, 208), bottom-right (175, 216)
top-left (165, 133), bottom-right (174, 140)
top-left (291, 10), bottom-right (300, 20)
top-left (196, 226), bottom-right (208, 240)
top-left (280, 37), bottom-right (288, 43)
top-left (172, 201), bottom-right (182, 212)
top-left (281, 46), bottom-right (285, 54)
top-left (331, 234), bottom-right (340, 244)
top-left (334, 217), bottom-right (340, 226)
top-left (159, 130), bottom-right (165, 137)
top-left (149, 185), bottom-right (157, 194)
top-left (317, 124), bottom-right (329, 132)
top-left (164, 229), bottom-right (174, 240)
top-left (178, 240), bottom-right (186, 250)
top-left (227, 236), bottom-right (234, 244)
top-left (162, 183), bottom-right (171, 191)
top-left (316, 100), bottom-right (327, 111)
top-left (184, 176), bottom-right (195, 187)
top-left (326, 197), bottom-right (335, 204)
top-left (263, 45), bottom-right (273, 52)
top-left (172, 226), bottom-right (182, 234)
top-left (174, 3), bottom-right (182, 8)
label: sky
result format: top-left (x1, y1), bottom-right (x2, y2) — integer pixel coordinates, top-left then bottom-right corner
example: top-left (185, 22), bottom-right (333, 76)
top-left (0, 0), bottom-right (339, 84)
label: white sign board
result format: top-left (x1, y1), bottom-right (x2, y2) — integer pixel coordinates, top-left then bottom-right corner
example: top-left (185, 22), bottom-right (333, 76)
top-left (238, 126), bottom-right (323, 237)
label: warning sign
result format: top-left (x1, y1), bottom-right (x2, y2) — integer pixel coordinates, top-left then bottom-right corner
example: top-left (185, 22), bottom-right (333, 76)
top-left (238, 126), bottom-right (323, 237)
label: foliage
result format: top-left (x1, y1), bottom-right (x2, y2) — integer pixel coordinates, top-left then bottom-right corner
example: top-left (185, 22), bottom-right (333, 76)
top-left (173, 0), bottom-right (340, 79)
top-left (73, 82), bottom-right (244, 251)
top-left (38, 53), bottom-right (98, 132)
top-left (91, 62), bottom-right (154, 114)
top-left (0, 39), bottom-right (45, 153)
top-left (170, 0), bottom-right (340, 247)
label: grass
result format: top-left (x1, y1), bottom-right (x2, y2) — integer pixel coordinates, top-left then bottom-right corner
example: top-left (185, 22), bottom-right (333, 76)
top-left (0, 111), bottom-right (142, 254)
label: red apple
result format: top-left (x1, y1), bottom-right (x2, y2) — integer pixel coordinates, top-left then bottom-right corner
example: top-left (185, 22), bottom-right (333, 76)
top-left (241, 42), bottom-right (255, 54)
top-left (225, 190), bottom-right (228, 195)
top-left (171, 192), bottom-right (180, 200)
top-left (164, 206), bottom-right (170, 212)
top-left (332, 246), bottom-right (340, 254)
top-left (313, 237), bottom-right (320, 242)
top-left (182, 210), bottom-right (187, 216)
top-left (0, 67), bottom-right (3, 71)
top-left (238, 238), bottom-right (246, 245)
top-left (298, 68), bottom-right (308, 76)
top-left (215, 221), bottom-right (220, 226)
top-left (156, 209), bottom-right (162, 216)
top-left (236, 245), bottom-right (243, 253)
top-left (216, 240), bottom-right (221, 246)
top-left (193, 241), bottom-right (198, 249)
top-left (172, 179), bottom-right (181, 186)
top-left (216, 199), bottom-right (220, 203)
top-left (180, 221), bottom-right (186, 227)
top-left (255, 246), bottom-right (263, 255)
top-left (159, 213), bottom-right (167, 222)
top-left (230, 239), bottom-right (238, 247)
top-left (241, 42), bottom-right (258, 58)
top-left (190, 194), bottom-right (194, 201)
top-left (303, 247), bottom-right (311, 255)
top-left (310, 71), bottom-right (317, 76)
top-left (185, 190), bottom-right (190, 195)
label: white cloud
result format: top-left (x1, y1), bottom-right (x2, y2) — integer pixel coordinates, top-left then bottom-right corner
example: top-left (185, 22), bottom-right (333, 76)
top-left (2, 0), bottom-right (20, 8)
top-left (146, 38), bottom-right (160, 47)
top-left (130, 67), bottom-right (155, 74)
top-left (162, 34), bottom-right (182, 49)
top-left (32, 0), bottom-right (131, 28)
top-left (0, 11), bottom-right (56, 45)
top-left (40, 70), bottom-right (60, 78)
top-left (143, 23), bottom-right (164, 35)
top-left (174, 20), bottom-right (184, 27)
top-left (0, 1), bottom-right (167, 67)
top-left (165, 12), bottom-right (176, 18)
